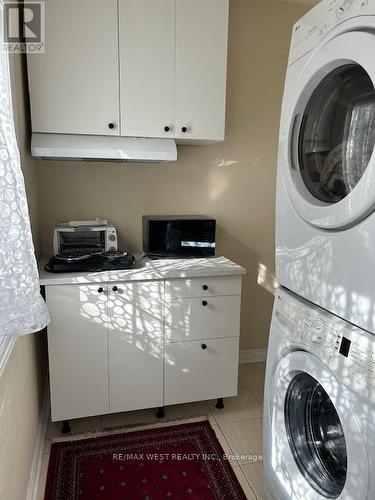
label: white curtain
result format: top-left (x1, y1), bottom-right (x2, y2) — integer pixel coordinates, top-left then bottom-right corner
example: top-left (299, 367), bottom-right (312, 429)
top-left (0, 43), bottom-right (49, 336)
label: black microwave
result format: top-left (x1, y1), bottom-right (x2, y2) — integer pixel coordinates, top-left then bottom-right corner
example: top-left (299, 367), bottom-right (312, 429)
top-left (142, 216), bottom-right (216, 258)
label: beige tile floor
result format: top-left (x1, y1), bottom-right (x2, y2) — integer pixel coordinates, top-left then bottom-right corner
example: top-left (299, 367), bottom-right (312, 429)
top-left (37, 362), bottom-right (266, 500)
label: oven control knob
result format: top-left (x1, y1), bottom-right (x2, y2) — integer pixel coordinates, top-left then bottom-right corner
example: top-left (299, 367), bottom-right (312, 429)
top-left (109, 234), bottom-right (116, 241)
top-left (310, 320), bottom-right (326, 344)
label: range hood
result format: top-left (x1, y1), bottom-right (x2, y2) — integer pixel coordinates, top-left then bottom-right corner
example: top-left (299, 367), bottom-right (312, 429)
top-left (31, 133), bottom-right (177, 162)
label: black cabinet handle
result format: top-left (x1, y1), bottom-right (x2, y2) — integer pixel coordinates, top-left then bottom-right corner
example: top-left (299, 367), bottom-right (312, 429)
top-left (112, 286), bottom-right (118, 292)
top-left (97, 287), bottom-right (104, 294)
top-left (181, 126), bottom-right (187, 133)
top-left (164, 126), bottom-right (170, 132)
top-left (201, 343), bottom-right (207, 350)
top-left (202, 285), bottom-right (208, 291)
top-left (108, 122), bottom-right (115, 129)
top-left (202, 300), bottom-right (208, 307)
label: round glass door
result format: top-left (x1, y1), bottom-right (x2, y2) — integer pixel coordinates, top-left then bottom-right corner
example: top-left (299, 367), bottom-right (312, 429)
top-left (298, 64), bottom-right (375, 204)
top-left (282, 31), bottom-right (375, 229)
top-left (284, 372), bottom-right (347, 499)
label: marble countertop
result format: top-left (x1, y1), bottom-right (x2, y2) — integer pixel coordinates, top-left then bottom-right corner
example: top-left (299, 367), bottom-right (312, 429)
top-left (39, 256), bottom-right (247, 286)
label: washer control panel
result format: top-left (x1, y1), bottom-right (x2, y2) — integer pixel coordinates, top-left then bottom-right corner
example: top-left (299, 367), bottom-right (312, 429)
top-left (274, 289), bottom-right (375, 402)
top-left (289, 0), bottom-right (375, 65)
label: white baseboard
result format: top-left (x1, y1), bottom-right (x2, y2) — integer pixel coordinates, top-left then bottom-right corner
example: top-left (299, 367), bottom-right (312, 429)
top-left (26, 387), bottom-right (50, 500)
top-left (239, 348), bottom-right (267, 364)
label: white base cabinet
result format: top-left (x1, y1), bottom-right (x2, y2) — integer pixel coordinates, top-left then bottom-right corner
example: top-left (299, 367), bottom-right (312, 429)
top-left (45, 274), bottom-right (242, 422)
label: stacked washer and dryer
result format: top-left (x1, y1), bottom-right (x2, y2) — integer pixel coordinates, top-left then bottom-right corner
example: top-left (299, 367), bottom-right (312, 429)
top-left (264, 1), bottom-right (375, 499)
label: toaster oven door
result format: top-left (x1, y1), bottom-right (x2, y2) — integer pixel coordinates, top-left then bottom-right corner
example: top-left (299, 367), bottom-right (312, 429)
top-left (55, 228), bottom-right (106, 255)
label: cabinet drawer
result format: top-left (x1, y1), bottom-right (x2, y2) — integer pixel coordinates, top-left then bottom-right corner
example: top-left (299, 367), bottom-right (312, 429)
top-left (164, 337), bottom-right (239, 405)
top-left (165, 295), bottom-right (240, 342)
top-left (165, 275), bottom-right (241, 300)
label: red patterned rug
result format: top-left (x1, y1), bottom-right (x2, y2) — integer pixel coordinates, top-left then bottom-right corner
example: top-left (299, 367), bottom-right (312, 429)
top-left (44, 420), bottom-right (247, 500)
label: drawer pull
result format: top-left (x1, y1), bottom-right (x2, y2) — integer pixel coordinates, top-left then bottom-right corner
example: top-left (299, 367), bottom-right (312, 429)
top-left (201, 343), bottom-right (207, 350)
top-left (202, 285), bottom-right (208, 291)
top-left (97, 287), bottom-right (104, 294)
top-left (112, 286), bottom-right (118, 292)
top-left (202, 300), bottom-right (208, 307)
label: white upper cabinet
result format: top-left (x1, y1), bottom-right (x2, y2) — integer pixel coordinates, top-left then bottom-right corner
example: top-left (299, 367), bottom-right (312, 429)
top-left (119, 0), bottom-right (175, 139)
top-left (119, 0), bottom-right (229, 142)
top-left (174, 0), bottom-right (229, 142)
top-left (27, 0), bottom-right (120, 136)
top-left (27, 0), bottom-right (229, 142)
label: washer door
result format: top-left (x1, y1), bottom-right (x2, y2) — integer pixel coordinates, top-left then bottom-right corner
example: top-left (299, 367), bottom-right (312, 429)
top-left (270, 351), bottom-right (368, 500)
top-left (285, 31), bottom-right (375, 229)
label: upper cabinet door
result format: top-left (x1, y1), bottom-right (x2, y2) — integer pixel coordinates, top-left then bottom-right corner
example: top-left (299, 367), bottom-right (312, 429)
top-left (27, 0), bottom-right (120, 136)
top-left (119, 0), bottom-right (175, 138)
top-left (174, 0), bottom-right (229, 142)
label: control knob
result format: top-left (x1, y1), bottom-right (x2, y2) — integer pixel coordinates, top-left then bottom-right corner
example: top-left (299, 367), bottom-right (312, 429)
top-left (309, 320), bottom-right (326, 344)
top-left (336, 0), bottom-right (355, 17)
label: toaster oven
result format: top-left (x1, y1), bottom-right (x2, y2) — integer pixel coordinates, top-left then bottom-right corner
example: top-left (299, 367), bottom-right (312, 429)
top-left (53, 219), bottom-right (118, 256)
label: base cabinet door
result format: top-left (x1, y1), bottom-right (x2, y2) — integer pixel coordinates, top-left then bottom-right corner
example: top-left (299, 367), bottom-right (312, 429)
top-left (164, 337), bottom-right (239, 406)
top-left (46, 284), bottom-right (109, 421)
top-left (108, 281), bottom-right (164, 412)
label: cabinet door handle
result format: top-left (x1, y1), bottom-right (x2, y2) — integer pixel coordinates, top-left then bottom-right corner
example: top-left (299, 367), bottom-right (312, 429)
top-left (108, 122), bottom-right (115, 130)
top-left (181, 126), bottom-right (188, 133)
top-left (201, 343), bottom-right (207, 350)
top-left (97, 287), bottom-right (104, 294)
top-left (202, 300), bottom-right (208, 307)
top-left (202, 285), bottom-right (208, 291)
top-left (164, 125), bottom-right (170, 132)
top-left (112, 286), bottom-right (118, 292)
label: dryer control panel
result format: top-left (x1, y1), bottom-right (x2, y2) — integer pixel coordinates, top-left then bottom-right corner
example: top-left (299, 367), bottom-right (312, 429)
top-left (274, 288), bottom-right (375, 403)
top-left (289, 0), bottom-right (375, 65)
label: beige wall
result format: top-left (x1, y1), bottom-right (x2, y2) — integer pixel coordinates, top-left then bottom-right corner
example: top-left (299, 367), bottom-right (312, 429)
top-left (0, 335), bottom-right (46, 500)
top-left (0, 54), bottom-right (47, 499)
top-left (36, 0), bottom-right (308, 350)
top-left (0, 2), bottom-right (308, 498)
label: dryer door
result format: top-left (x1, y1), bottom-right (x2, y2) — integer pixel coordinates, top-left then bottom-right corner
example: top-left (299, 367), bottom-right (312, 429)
top-left (284, 31), bottom-right (375, 229)
top-left (269, 351), bottom-right (368, 500)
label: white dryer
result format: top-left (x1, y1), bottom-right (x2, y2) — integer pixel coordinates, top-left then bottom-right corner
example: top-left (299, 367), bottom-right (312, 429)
top-left (264, 287), bottom-right (375, 500)
top-left (276, 0), bottom-right (375, 333)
